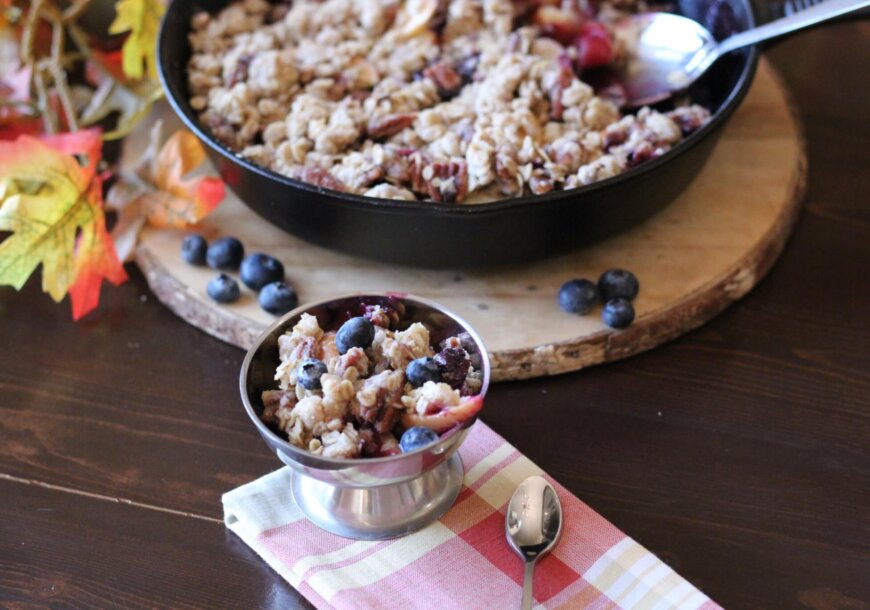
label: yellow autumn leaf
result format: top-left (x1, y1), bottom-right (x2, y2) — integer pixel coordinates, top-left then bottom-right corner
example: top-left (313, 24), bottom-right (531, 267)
top-left (0, 130), bottom-right (127, 318)
top-left (109, 0), bottom-right (165, 81)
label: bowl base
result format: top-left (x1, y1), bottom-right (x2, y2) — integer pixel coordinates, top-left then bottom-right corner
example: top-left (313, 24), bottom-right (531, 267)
top-left (290, 453), bottom-right (465, 540)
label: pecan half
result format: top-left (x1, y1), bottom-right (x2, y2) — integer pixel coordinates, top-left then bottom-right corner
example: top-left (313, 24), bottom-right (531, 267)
top-left (603, 126), bottom-right (629, 150)
top-left (355, 165), bottom-right (386, 189)
top-left (367, 113), bottom-right (416, 139)
top-left (300, 167), bottom-right (346, 192)
top-left (357, 371), bottom-right (405, 431)
top-left (549, 53), bottom-right (575, 121)
top-left (627, 141), bottom-right (666, 168)
top-left (529, 170), bottom-right (555, 195)
top-left (423, 61), bottom-right (463, 99)
top-left (408, 153), bottom-right (431, 194)
top-left (427, 159), bottom-right (469, 203)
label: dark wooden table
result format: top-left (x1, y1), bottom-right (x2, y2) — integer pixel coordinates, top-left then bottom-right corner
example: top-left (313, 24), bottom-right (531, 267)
top-left (1, 23), bottom-right (868, 610)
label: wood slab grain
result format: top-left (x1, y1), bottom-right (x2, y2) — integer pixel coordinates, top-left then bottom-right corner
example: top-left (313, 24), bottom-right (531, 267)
top-left (136, 59), bottom-right (805, 382)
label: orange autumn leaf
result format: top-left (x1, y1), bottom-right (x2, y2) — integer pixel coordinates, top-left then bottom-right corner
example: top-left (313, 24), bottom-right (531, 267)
top-left (141, 130), bottom-right (225, 227)
top-left (0, 129), bottom-right (127, 320)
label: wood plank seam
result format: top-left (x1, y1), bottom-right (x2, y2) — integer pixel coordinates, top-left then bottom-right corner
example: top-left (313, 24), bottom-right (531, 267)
top-left (0, 472), bottom-right (223, 524)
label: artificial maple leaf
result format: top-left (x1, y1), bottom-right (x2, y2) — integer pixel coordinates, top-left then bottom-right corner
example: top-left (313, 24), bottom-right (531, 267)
top-left (144, 128), bottom-right (225, 226)
top-left (107, 121), bottom-right (225, 260)
top-left (109, 0), bottom-right (165, 81)
top-left (0, 129), bottom-right (127, 320)
top-left (80, 64), bottom-right (163, 140)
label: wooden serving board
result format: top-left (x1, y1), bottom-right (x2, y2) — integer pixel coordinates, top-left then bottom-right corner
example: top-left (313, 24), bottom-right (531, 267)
top-left (135, 59), bottom-right (805, 382)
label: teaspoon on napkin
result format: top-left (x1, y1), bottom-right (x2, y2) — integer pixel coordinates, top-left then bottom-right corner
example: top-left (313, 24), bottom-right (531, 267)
top-left (506, 476), bottom-right (563, 610)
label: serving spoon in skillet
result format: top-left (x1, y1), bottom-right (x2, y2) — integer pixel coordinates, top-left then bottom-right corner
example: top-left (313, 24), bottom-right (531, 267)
top-left (613, 0), bottom-right (870, 107)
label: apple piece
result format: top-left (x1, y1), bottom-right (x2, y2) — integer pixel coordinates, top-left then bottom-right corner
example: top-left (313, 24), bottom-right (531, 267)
top-left (401, 394), bottom-right (484, 433)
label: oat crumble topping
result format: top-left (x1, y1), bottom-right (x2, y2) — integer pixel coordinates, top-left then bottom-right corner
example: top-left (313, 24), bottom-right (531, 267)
top-left (188, 0), bottom-right (710, 203)
top-left (260, 309), bottom-right (485, 458)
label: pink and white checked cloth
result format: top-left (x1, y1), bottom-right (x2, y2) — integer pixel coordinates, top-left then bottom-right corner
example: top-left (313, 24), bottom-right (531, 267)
top-left (223, 421), bottom-right (722, 610)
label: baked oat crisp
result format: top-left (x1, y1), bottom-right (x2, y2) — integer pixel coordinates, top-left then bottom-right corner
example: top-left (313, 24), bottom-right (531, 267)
top-left (188, 0), bottom-right (711, 203)
top-left (260, 305), bottom-right (484, 458)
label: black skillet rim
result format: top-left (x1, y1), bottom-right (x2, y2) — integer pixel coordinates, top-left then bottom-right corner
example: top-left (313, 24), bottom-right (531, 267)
top-left (158, 0), bottom-right (759, 218)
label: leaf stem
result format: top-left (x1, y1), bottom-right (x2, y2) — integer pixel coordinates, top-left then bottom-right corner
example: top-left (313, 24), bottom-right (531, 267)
top-left (62, 0), bottom-right (94, 23)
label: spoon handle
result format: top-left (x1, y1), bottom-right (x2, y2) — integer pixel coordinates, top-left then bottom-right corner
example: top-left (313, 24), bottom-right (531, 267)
top-left (521, 561), bottom-right (535, 610)
top-left (718, 0), bottom-right (870, 55)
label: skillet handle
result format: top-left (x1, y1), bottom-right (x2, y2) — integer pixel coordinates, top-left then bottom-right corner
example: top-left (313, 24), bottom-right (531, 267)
top-left (750, 0), bottom-right (870, 23)
top-left (718, 0), bottom-right (870, 54)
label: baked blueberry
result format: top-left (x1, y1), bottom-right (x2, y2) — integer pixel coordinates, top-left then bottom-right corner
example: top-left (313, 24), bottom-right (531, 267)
top-left (206, 274), bottom-right (240, 304)
top-left (296, 358), bottom-right (328, 390)
top-left (240, 253), bottom-right (284, 291)
top-left (206, 237), bottom-right (244, 270)
top-left (259, 281), bottom-right (298, 315)
top-left (399, 426), bottom-right (439, 452)
top-left (336, 316), bottom-right (375, 354)
top-left (602, 298), bottom-right (635, 329)
top-left (181, 234), bottom-right (208, 266)
top-left (434, 347), bottom-right (471, 390)
top-left (406, 357), bottom-right (441, 387)
top-left (558, 278), bottom-right (599, 314)
top-left (598, 269), bottom-right (639, 302)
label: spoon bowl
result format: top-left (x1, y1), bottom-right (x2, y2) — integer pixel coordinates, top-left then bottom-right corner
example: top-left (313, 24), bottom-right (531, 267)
top-left (615, 0), bottom-right (869, 107)
top-left (506, 476), bottom-right (563, 609)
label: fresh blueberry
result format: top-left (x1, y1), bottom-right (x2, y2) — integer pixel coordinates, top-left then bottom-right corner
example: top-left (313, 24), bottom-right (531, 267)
top-left (296, 358), bottom-right (328, 390)
top-left (259, 281), bottom-right (298, 315)
top-left (406, 357), bottom-right (441, 387)
top-left (206, 237), bottom-right (244, 270)
top-left (181, 234), bottom-right (208, 266)
top-left (206, 274), bottom-right (240, 304)
top-left (399, 426), bottom-right (440, 452)
top-left (602, 298), bottom-right (635, 329)
top-left (558, 279), bottom-right (599, 314)
top-left (336, 316), bottom-right (375, 354)
top-left (598, 269), bottom-right (639, 302)
top-left (240, 253), bottom-right (284, 291)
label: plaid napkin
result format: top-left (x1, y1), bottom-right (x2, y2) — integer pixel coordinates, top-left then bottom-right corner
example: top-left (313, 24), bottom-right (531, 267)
top-left (223, 421), bottom-right (721, 610)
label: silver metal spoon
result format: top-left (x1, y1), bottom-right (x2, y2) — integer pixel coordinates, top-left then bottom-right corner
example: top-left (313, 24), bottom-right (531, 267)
top-left (614, 0), bottom-right (870, 107)
top-left (506, 475), bottom-right (563, 610)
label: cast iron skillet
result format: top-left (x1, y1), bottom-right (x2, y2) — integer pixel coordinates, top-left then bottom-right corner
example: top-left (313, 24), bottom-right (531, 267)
top-left (158, 0), bottom-right (758, 268)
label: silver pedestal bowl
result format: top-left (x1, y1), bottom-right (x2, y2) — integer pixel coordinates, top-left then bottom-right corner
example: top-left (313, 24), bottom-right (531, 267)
top-left (239, 293), bottom-right (491, 540)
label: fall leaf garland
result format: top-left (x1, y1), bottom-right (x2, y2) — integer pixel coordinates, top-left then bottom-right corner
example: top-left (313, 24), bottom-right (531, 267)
top-left (108, 121), bottom-right (226, 262)
top-left (1, 1), bottom-right (226, 320)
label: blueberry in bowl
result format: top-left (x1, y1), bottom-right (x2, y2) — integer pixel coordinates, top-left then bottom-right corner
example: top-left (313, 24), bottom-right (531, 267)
top-left (240, 293), bottom-right (491, 539)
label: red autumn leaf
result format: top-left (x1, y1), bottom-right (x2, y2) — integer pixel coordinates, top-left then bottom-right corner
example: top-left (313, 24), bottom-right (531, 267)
top-left (87, 49), bottom-right (128, 85)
